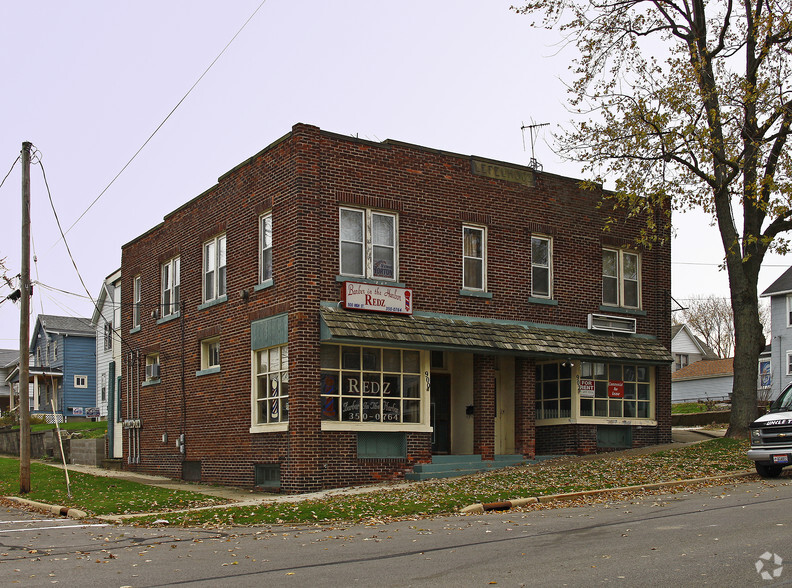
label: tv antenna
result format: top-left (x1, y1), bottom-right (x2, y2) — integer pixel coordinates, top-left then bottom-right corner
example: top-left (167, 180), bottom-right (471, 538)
top-left (521, 121), bottom-right (549, 171)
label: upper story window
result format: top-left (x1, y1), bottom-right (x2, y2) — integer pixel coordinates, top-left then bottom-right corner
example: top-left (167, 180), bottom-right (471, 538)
top-left (786, 295), bottom-right (792, 327)
top-left (201, 338), bottom-right (221, 371)
top-left (145, 353), bottom-right (161, 382)
top-left (74, 375), bottom-right (88, 389)
top-left (462, 225), bottom-right (486, 291)
top-left (339, 208), bottom-right (397, 281)
top-left (602, 249), bottom-right (640, 308)
top-left (53, 340), bottom-right (58, 361)
top-left (161, 257), bottom-right (180, 317)
top-left (103, 321), bottom-right (113, 351)
top-left (674, 353), bottom-right (689, 372)
top-left (203, 235), bottom-right (226, 303)
top-left (260, 213), bottom-right (273, 284)
top-left (133, 275), bottom-right (142, 328)
top-left (531, 236), bottom-right (552, 298)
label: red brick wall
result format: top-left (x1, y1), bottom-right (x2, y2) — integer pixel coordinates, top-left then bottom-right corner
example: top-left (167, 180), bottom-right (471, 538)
top-left (120, 123), bottom-right (671, 492)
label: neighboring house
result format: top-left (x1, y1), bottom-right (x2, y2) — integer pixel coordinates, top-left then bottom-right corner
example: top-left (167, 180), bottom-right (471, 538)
top-left (671, 358), bottom-right (733, 403)
top-left (120, 123), bottom-right (672, 493)
top-left (670, 324), bottom-right (718, 372)
top-left (761, 266), bottom-right (792, 400)
top-left (0, 349), bottom-right (19, 414)
top-left (92, 269), bottom-right (123, 458)
top-left (26, 315), bottom-right (96, 420)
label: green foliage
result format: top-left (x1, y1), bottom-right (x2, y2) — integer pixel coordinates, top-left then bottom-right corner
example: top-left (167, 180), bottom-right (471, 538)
top-left (672, 402), bottom-right (710, 414)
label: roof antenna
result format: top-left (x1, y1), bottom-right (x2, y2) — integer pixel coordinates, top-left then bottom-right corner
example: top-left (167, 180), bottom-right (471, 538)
top-left (521, 121), bottom-right (549, 171)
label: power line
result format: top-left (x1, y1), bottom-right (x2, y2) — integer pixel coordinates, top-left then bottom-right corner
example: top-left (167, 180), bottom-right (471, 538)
top-left (52, 0), bottom-right (270, 247)
top-left (0, 156), bottom-right (20, 191)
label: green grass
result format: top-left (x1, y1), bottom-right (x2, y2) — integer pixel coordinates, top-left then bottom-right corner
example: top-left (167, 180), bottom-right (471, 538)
top-left (672, 402), bottom-right (711, 414)
top-left (136, 438), bottom-right (753, 527)
top-left (30, 420), bottom-right (109, 439)
top-left (0, 438), bottom-right (754, 526)
top-left (0, 458), bottom-right (228, 516)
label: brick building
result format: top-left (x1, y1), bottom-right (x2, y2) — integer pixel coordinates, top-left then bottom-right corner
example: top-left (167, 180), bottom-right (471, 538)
top-left (120, 123), bottom-right (672, 493)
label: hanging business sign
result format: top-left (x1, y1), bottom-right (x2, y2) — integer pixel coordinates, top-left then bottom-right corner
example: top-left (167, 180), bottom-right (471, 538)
top-left (343, 282), bottom-right (413, 315)
top-left (608, 381), bottom-right (625, 398)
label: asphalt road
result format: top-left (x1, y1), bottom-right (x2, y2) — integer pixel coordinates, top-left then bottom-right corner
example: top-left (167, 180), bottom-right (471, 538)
top-left (2, 476), bottom-right (792, 587)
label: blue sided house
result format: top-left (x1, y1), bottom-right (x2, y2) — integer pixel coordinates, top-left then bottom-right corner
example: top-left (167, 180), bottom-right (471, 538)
top-left (28, 315), bottom-right (97, 421)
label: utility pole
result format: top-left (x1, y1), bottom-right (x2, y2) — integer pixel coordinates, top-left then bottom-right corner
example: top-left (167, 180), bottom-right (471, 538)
top-left (19, 141), bottom-right (31, 493)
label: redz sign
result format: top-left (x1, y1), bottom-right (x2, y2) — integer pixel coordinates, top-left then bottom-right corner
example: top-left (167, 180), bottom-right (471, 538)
top-left (344, 282), bottom-right (413, 315)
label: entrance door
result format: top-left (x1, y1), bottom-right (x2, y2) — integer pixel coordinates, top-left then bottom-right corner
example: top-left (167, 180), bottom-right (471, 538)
top-left (431, 373), bottom-right (451, 454)
top-left (495, 373), bottom-right (515, 454)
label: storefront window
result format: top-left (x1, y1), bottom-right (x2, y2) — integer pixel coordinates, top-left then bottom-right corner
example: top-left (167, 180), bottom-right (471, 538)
top-left (254, 345), bottom-right (289, 424)
top-left (321, 345), bottom-right (421, 424)
top-left (579, 362), bottom-right (651, 419)
top-left (535, 362), bottom-right (572, 419)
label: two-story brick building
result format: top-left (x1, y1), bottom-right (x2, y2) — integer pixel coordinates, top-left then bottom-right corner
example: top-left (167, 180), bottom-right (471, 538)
top-left (120, 123), bottom-right (672, 493)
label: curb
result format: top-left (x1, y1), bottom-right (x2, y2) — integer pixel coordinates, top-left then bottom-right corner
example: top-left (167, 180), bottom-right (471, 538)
top-left (459, 471), bottom-right (755, 514)
top-left (3, 496), bottom-right (88, 519)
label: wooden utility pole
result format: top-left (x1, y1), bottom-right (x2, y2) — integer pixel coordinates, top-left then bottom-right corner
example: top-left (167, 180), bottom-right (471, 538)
top-left (19, 141), bottom-right (31, 493)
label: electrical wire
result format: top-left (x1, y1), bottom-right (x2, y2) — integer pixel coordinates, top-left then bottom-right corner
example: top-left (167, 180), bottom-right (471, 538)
top-left (0, 156), bottom-right (20, 191)
top-left (52, 0), bottom-right (270, 247)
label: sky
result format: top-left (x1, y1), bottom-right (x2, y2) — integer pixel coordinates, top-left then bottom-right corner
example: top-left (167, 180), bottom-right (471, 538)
top-left (0, 0), bottom-right (788, 348)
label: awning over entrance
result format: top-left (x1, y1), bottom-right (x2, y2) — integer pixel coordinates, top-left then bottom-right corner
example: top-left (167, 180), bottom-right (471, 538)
top-left (320, 305), bottom-right (672, 364)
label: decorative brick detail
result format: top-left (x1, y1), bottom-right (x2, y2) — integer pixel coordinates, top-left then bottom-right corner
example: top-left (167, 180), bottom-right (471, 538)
top-left (514, 357), bottom-right (536, 458)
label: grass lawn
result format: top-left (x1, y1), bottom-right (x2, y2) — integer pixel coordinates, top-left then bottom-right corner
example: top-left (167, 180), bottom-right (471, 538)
top-left (671, 402), bottom-right (712, 414)
top-left (0, 459), bottom-right (228, 516)
top-left (0, 438), bottom-right (755, 526)
top-left (138, 438), bottom-right (754, 527)
top-left (30, 420), bottom-right (109, 438)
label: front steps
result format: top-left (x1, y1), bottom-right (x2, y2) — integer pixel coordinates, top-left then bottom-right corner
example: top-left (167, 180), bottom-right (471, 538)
top-left (404, 454), bottom-right (559, 481)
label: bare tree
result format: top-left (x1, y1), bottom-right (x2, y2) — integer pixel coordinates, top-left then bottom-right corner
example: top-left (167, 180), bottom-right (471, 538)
top-left (514, 1), bottom-right (792, 437)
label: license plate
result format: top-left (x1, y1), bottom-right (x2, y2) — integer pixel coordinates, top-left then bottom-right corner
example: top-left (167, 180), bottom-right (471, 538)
top-left (773, 454), bottom-right (789, 464)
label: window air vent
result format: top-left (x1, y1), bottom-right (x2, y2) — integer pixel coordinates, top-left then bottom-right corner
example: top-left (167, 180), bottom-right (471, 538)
top-left (587, 313), bottom-right (637, 334)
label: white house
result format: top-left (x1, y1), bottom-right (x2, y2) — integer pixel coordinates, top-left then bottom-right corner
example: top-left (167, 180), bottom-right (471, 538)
top-left (671, 357), bottom-right (733, 403)
top-left (671, 324), bottom-right (718, 372)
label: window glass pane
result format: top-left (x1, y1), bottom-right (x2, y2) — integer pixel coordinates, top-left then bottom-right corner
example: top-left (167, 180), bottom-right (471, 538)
top-left (362, 348), bottom-right (380, 371)
top-left (580, 398), bottom-right (593, 416)
top-left (373, 246), bottom-right (394, 278)
top-left (321, 346), bottom-right (339, 369)
top-left (322, 393), bottom-right (339, 421)
top-left (603, 250), bottom-right (618, 277)
top-left (595, 381), bottom-right (608, 398)
top-left (595, 399), bottom-right (608, 416)
top-left (269, 347), bottom-right (280, 371)
top-left (532, 237), bottom-right (548, 266)
top-left (341, 242), bottom-right (364, 275)
top-left (362, 373), bottom-right (380, 395)
top-left (373, 214), bottom-right (394, 246)
top-left (383, 349), bottom-right (401, 372)
top-left (403, 375), bottom-right (420, 398)
top-left (463, 227), bottom-right (482, 257)
top-left (637, 383), bottom-right (650, 400)
top-left (623, 253), bottom-right (638, 280)
top-left (637, 366), bottom-right (649, 382)
top-left (342, 347), bottom-right (360, 370)
top-left (403, 350), bottom-right (420, 373)
top-left (403, 400), bottom-right (420, 423)
top-left (362, 397), bottom-right (381, 422)
top-left (464, 258), bottom-right (483, 289)
top-left (624, 401), bottom-right (636, 417)
top-left (340, 209), bottom-right (363, 241)
top-left (624, 280), bottom-right (638, 307)
top-left (593, 363), bottom-right (607, 378)
top-left (341, 397), bottom-right (360, 421)
top-left (609, 364), bottom-right (622, 380)
top-left (543, 381), bottom-right (558, 399)
top-left (383, 374), bottom-right (400, 396)
top-left (624, 365), bottom-right (636, 381)
top-left (261, 248), bottom-right (273, 281)
top-left (637, 402), bottom-right (650, 418)
top-left (542, 363), bottom-right (558, 380)
top-left (532, 267), bottom-right (549, 297)
top-left (623, 382), bottom-right (636, 399)
top-left (603, 277), bottom-right (618, 305)
top-left (609, 400), bottom-right (622, 417)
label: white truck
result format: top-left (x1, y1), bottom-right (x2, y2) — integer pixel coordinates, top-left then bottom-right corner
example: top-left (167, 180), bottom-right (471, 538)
top-left (748, 383), bottom-right (792, 478)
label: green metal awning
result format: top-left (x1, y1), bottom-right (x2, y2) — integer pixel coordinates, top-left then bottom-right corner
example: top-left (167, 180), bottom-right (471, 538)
top-left (320, 305), bottom-right (672, 364)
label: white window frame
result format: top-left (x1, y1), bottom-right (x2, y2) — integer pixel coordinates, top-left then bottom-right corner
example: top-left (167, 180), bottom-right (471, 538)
top-left (145, 353), bottom-right (160, 382)
top-left (602, 248), bottom-right (641, 308)
top-left (100, 372), bottom-right (107, 402)
top-left (133, 275), bottom-right (142, 328)
top-left (201, 338), bottom-right (221, 371)
top-left (674, 353), bottom-right (689, 372)
top-left (74, 375), bottom-right (88, 389)
top-left (787, 295), bottom-right (792, 327)
top-left (252, 345), bottom-right (289, 426)
top-left (103, 321), bottom-right (113, 351)
top-left (531, 235), bottom-right (552, 298)
top-left (462, 225), bottom-right (486, 291)
top-left (339, 207), bottom-right (397, 281)
top-left (259, 213), bottom-right (273, 284)
top-left (786, 351), bottom-right (792, 376)
top-left (161, 257), bottom-right (180, 316)
top-left (203, 234), bottom-right (226, 303)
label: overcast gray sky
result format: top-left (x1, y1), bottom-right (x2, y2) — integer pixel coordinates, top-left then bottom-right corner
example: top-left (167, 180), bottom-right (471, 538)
top-left (0, 1), bottom-right (787, 348)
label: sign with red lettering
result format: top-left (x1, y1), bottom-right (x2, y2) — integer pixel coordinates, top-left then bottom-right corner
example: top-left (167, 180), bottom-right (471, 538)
top-left (343, 282), bottom-right (413, 315)
top-left (608, 381), bottom-right (624, 398)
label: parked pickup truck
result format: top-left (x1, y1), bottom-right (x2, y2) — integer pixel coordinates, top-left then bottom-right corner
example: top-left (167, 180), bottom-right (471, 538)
top-left (748, 383), bottom-right (792, 478)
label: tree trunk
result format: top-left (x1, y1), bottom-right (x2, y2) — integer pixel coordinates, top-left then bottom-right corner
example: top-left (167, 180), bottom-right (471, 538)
top-left (726, 268), bottom-right (765, 438)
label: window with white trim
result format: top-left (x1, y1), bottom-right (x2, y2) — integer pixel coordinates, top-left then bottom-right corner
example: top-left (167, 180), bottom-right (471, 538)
top-left (203, 235), bottom-right (226, 303)
top-left (339, 208), bottom-right (397, 280)
top-left (133, 275), bottom-right (142, 328)
top-left (602, 249), bottom-right (640, 308)
top-left (74, 375), bottom-right (88, 389)
top-left (579, 361), bottom-right (652, 419)
top-left (260, 213), bottom-right (273, 284)
top-left (320, 345), bottom-right (421, 424)
top-left (201, 338), bottom-right (220, 371)
top-left (254, 345), bottom-right (289, 424)
top-left (103, 321), bottom-right (113, 351)
top-left (674, 353), bottom-right (689, 372)
top-left (535, 362), bottom-right (572, 419)
top-left (145, 353), bottom-right (160, 382)
top-left (462, 225), bottom-right (486, 291)
top-left (531, 235), bottom-right (552, 298)
top-left (100, 373), bottom-right (107, 402)
top-left (787, 295), bottom-right (792, 327)
top-left (161, 257), bottom-right (180, 316)
top-left (786, 351), bottom-right (792, 376)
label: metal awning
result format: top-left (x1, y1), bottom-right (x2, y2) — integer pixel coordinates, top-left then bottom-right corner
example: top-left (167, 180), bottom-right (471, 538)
top-left (320, 305), bottom-right (672, 364)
